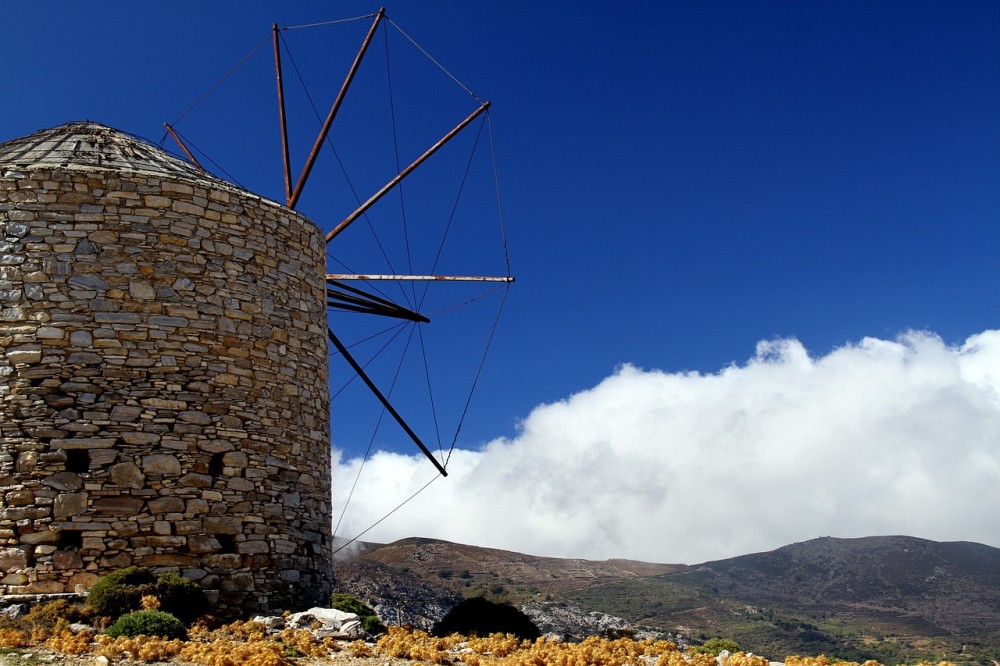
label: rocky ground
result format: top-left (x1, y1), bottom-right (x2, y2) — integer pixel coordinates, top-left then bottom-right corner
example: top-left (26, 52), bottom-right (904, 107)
top-left (0, 651), bottom-right (416, 666)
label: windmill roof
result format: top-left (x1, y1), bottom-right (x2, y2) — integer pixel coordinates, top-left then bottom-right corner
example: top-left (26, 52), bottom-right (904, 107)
top-left (0, 121), bottom-right (240, 191)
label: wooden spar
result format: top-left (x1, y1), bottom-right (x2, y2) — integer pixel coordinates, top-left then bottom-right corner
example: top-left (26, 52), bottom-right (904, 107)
top-left (273, 23), bottom-right (293, 204)
top-left (288, 8), bottom-right (385, 209)
top-left (325, 101), bottom-right (491, 243)
top-left (163, 123), bottom-right (204, 171)
top-left (327, 327), bottom-right (448, 477)
top-left (327, 273), bottom-right (514, 282)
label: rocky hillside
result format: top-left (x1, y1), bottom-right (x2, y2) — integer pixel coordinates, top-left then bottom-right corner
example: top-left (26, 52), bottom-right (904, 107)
top-left (330, 536), bottom-right (1000, 664)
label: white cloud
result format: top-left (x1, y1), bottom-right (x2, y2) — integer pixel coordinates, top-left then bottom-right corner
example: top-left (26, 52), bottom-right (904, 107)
top-left (331, 330), bottom-right (1000, 564)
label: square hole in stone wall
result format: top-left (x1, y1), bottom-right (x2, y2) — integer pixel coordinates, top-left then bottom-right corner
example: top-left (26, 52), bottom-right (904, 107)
top-left (65, 449), bottom-right (89, 474)
top-left (58, 530), bottom-right (83, 551)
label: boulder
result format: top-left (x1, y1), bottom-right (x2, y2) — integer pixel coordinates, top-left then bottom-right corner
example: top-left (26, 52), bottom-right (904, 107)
top-left (287, 607), bottom-right (364, 638)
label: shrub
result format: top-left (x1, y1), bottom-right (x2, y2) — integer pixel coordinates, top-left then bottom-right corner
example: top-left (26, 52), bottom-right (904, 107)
top-left (329, 593), bottom-right (386, 635)
top-left (87, 567), bottom-right (208, 626)
top-left (86, 566), bottom-right (156, 620)
top-left (691, 637), bottom-right (741, 655)
top-left (22, 599), bottom-right (92, 632)
top-left (154, 572), bottom-right (209, 625)
top-left (432, 596), bottom-right (540, 640)
top-left (105, 610), bottom-right (187, 640)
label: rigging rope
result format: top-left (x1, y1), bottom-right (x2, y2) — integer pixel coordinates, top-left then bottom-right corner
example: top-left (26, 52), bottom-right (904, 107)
top-left (279, 31), bottom-right (402, 292)
top-left (333, 323), bottom-right (419, 539)
top-left (445, 283), bottom-right (510, 467)
top-left (384, 17), bottom-right (418, 312)
top-left (165, 33), bottom-right (271, 132)
top-left (332, 473), bottom-right (440, 557)
top-left (328, 320), bottom-right (409, 401)
top-left (385, 17), bottom-right (484, 104)
top-left (488, 110), bottom-right (513, 278)
top-left (163, 125), bottom-right (246, 189)
top-left (417, 114), bottom-right (487, 312)
top-left (281, 14), bottom-right (376, 31)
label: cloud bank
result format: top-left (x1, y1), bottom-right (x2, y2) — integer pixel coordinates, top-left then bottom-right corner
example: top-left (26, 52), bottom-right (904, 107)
top-left (332, 330), bottom-right (1000, 564)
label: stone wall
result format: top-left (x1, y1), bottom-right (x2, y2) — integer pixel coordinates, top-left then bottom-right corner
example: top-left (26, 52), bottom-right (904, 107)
top-left (0, 166), bottom-right (332, 615)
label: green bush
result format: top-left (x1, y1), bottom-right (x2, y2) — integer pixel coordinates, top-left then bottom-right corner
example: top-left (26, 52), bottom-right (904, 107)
top-left (691, 637), bottom-right (741, 655)
top-left (432, 596), bottom-right (540, 640)
top-left (154, 572), bottom-right (209, 625)
top-left (86, 566), bottom-right (156, 620)
top-left (329, 592), bottom-right (385, 635)
top-left (106, 610), bottom-right (187, 640)
top-left (87, 567), bottom-right (208, 625)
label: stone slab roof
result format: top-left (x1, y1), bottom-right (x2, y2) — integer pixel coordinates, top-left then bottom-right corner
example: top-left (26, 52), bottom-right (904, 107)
top-left (0, 121), bottom-right (240, 190)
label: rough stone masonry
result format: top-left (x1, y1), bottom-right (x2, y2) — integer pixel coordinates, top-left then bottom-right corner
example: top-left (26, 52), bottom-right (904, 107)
top-left (0, 122), bottom-right (332, 616)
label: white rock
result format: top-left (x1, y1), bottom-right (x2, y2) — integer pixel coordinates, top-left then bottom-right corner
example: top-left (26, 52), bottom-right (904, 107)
top-left (338, 619), bottom-right (366, 639)
top-left (251, 615), bottom-right (285, 631)
top-left (288, 606), bottom-right (370, 638)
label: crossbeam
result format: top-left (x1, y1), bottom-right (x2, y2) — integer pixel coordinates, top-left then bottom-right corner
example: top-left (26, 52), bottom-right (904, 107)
top-left (327, 273), bottom-right (514, 282)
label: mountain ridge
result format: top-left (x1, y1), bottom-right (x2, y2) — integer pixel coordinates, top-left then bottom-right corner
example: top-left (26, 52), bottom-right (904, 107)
top-left (332, 534), bottom-right (1000, 664)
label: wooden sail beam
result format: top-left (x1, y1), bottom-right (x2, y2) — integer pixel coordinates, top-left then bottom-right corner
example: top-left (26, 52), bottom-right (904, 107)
top-left (327, 273), bottom-right (514, 282)
top-left (327, 327), bottom-right (448, 477)
top-left (287, 8), bottom-right (385, 209)
top-left (273, 23), bottom-right (293, 204)
top-left (325, 101), bottom-right (491, 243)
top-left (163, 123), bottom-right (204, 171)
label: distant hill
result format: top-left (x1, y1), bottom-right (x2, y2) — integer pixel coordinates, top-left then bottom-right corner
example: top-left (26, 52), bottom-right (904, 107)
top-left (332, 535), bottom-right (1000, 665)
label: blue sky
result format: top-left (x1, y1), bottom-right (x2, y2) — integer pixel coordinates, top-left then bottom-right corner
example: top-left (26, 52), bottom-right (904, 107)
top-left (4, 2), bottom-right (1000, 560)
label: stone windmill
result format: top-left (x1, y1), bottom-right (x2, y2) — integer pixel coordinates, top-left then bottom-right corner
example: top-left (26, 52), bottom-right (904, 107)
top-left (0, 11), bottom-right (510, 617)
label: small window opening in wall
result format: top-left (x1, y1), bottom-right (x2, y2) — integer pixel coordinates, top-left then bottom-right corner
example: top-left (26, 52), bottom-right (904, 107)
top-left (208, 453), bottom-right (225, 477)
top-left (58, 530), bottom-right (83, 551)
top-left (216, 534), bottom-right (238, 554)
top-left (65, 449), bottom-right (89, 474)
top-left (9, 451), bottom-right (18, 472)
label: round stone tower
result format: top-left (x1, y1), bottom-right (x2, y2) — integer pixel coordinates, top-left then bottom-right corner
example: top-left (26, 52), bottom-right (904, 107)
top-left (0, 122), bottom-right (332, 615)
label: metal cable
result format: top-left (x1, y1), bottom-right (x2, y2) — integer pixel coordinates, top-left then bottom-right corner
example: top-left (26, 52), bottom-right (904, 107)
top-left (282, 14), bottom-right (376, 31)
top-left (487, 110), bottom-right (513, 278)
top-left (166, 126), bottom-right (246, 189)
top-left (417, 114), bottom-right (487, 312)
top-left (332, 473), bottom-right (440, 556)
top-left (333, 323), bottom-right (419, 539)
top-left (385, 17), bottom-right (483, 103)
top-left (169, 33), bottom-right (271, 128)
top-left (445, 283), bottom-right (510, 467)
top-left (384, 19), bottom-right (418, 311)
top-left (280, 31), bottom-right (401, 299)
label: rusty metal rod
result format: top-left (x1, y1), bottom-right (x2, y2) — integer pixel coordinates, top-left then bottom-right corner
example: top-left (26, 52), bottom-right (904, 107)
top-left (273, 23), bottom-right (293, 205)
top-left (288, 7), bottom-right (385, 209)
top-left (163, 123), bottom-right (204, 171)
top-left (326, 101), bottom-right (490, 243)
top-left (327, 273), bottom-right (514, 282)
top-left (327, 327), bottom-right (448, 477)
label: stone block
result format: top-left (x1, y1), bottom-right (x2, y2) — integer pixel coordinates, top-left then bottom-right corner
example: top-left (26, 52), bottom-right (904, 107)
top-left (148, 497), bottom-right (184, 513)
top-left (51, 437), bottom-right (116, 449)
top-left (5, 490), bottom-right (34, 506)
top-left (42, 472), bottom-right (82, 491)
top-left (121, 431), bottom-right (159, 445)
top-left (18, 529), bottom-right (59, 545)
top-left (5, 345), bottom-right (41, 365)
top-left (238, 541), bottom-right (269, 555)
top-left (54, 550), bottom-right (83, 569)
top-left (54, 492), bottom-right (89, 517)
top-left (136, 554), bottom-right (196, 567)
top-left (203, 516), bottom-right (241, 535)
top-left (142, 454), bottom-right (181, 475)
top-left (92, 496), bottom-right (143, 516)
top-left (188, 535), bottom-right (221, 554)
top-left (109, 462), bottom-right (144, 489)
top-left (0, 547), bottom-right (29, 572)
